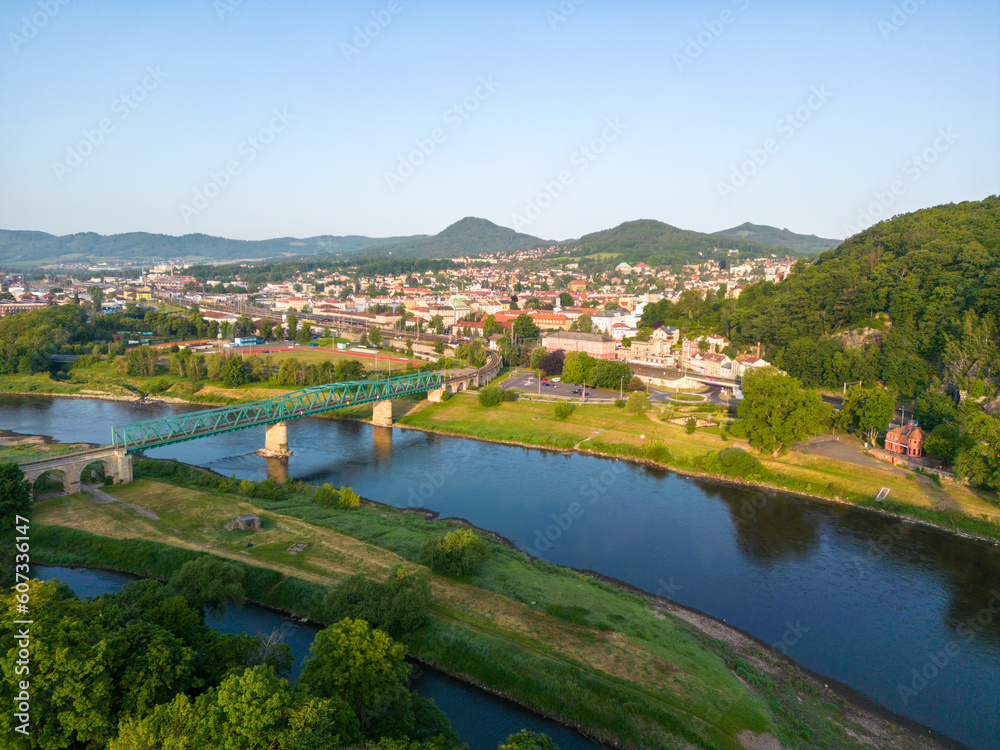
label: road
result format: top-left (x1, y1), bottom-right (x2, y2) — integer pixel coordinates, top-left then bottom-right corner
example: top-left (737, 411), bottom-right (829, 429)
top-left (502, 370), bottom-right (735, 408)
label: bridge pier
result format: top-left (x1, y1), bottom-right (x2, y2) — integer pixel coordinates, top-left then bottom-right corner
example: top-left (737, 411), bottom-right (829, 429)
top-left (427, 388), bottom-right (445, 403)
top-left (257, 421), bottom-right (292, 458)
top-left (372, 400), bottom-right (393, 427)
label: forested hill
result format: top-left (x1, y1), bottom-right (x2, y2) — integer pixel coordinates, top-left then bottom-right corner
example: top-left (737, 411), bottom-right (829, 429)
top-left (723, 196), bottom-right (1000, 396)
top-left (0, 230), bottom-right (426, 266)
top-left (358, 217), bottom-right (547, 259)
top-left (563, 219), bottom-right (797, 267)
top-left (713, 222), bottom-right (839, 255)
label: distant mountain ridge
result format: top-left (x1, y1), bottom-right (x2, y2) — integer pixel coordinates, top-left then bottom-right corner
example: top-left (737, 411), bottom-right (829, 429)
top-left (358, 217), bottom-right (548, 259)
top-left (561, 219), bottom-right (805, 267)
top-left (713, 222), bottom-right (839, 255)
top-left (0, 230), bottom-right (426, 267)
top-left (0, 216), bottom-right (834, 268)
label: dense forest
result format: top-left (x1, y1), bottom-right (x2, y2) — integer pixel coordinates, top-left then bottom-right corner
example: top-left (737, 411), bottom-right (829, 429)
top-left (721, 197), bottom-right (1000, 398)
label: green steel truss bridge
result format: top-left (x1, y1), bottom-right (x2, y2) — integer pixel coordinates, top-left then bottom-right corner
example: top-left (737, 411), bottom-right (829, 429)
top-left (111, 371), bottom-right (443, 453)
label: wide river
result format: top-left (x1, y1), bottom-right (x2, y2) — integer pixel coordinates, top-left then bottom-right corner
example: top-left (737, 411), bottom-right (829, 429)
top-left (5, 394), bottom-right (1000, 749)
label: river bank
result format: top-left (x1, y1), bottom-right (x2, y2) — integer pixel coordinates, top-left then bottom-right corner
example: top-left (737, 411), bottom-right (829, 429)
top-left (28, 467), bottom-right (965, 750)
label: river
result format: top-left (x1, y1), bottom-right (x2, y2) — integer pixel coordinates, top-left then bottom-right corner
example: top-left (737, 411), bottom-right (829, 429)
top-left (5, 394), bottom-right (1000, 750)
top-left (33, 565), bottom-right (603, 750)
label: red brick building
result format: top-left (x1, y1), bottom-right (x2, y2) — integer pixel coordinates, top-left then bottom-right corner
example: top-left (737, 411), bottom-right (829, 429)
top-left (885, 420), bottom-right (924, 457)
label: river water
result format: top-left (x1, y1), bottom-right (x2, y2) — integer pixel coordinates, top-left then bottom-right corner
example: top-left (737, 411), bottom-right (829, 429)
top-left (6, 394), bottom-right (1000, 750)
top-left (33, 566), bottom-right (602, 750)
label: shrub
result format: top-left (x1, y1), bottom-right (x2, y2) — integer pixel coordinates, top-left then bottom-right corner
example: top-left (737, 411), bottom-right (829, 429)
top-left (702, 448), bottom-right (766, 479)
top-left (627, 375), bottom-right (646, 392)
top-left (685, 418), bottom-right (697, 434)
top-left (439, 390), bottom-right (453, 402)
top-left (337, 485), bottom-right (361, 509)
top-left (501, 388), bottom-right (518, 402)
top-left (145, 376), bottom-right (172, 394)
top-left (614, 399), bottom-right (625, 408)
top-left (728, 419), bottom-right (748, 439)
top-left (316, 483), bottom-right (338, 507)
top-left (553, 402), bottom-right (575, 419)
top-left (421, 528), bottom-right (491, 577)
top-left (322, 566), bottom-right (431, 642)
top-left (478, 384), bottom-right (504, 407)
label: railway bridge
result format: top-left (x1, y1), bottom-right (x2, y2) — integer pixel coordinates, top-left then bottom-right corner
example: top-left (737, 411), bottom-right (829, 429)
top-left (17, 353), bottom-right (501, 496)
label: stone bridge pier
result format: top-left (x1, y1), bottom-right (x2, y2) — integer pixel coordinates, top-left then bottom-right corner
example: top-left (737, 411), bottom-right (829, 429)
top-left (372, 400), bottom-right (394, 427)
top-left (256, 421), bottom-right (293, 458)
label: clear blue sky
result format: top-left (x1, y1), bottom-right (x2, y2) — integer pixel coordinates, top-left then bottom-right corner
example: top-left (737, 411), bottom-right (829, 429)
top-left (1, 0), bottom-right (997, 243)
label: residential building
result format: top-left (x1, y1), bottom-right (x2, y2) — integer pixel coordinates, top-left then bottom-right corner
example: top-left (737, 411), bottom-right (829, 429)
top-left (885, 421), bottom-right (925, 457)
top-left (541, 330), bottom-right (616, 359)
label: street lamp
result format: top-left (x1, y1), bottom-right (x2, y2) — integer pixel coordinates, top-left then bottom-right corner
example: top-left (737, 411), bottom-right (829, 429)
top-left (619, 374), bottom-right (625, 400)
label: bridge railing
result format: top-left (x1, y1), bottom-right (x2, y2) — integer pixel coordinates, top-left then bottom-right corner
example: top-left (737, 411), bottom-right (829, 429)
top-left (112, 371), bottom-right (443, 453)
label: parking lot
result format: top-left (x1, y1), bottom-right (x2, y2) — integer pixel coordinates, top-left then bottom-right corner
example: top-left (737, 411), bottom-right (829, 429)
top-left (501, 370), bottom-right (625, 402)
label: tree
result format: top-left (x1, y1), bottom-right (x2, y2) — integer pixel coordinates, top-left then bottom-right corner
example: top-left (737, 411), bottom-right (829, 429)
top-left (553, 402), bottom-right (574, 419)
top-left (512, 314), bottom-right (540, 340)
top-left (570, 314), bottom-right (593, 334)
top-left (913, 389), bottom-right (957, 431)
top-left (421, 528), bottom-right (490, 577)
top-left (561, 351), bottom-right (595, 384)
top-left (0, 462), bottom-right (31, 524)
top-left (168, 557), bottom-right (245, 617)
top-left (537, 350), bottom-right (565, 376)
top-left (588, 359), bottom-right (631, 389)
top-left (954, 413), bottom-right (1000, 489)
top-left (295, 320), bottom-right (312, 345)
top-left (628, 375), bottom-right (646, 392)
top-left (626, 392), bottom-right (651, 415)
top-left (221, 356), bottom-right (250, 388)
top-left (88, 286), bottom-right (104, 315)
top-left (368, 327), bottom-right (382, 347)
top-left (482, 314), bottom-right (505, 338)
top-left (287, 314), bottom-right (298, 339)
top-left (737, 367), bottom-right (832, 456)
top-left (298, 618), bottom-right (409, 726)
top-left (478, 384), bottom-right (504, 407)
top-left (558, 292), bottom-right (573, 308)
top-left (923, 422), bottom-right (971, 464)
top-left (685, 418), bottom-right (697, 434)
top-left (429, 315), bottom-right (444, 334)
top-left (836, 385), bottom-right (895, 444)
top-left (322, 566), bottom-right (431, 643)
top-left (529, 347), bottom-right (547, 369)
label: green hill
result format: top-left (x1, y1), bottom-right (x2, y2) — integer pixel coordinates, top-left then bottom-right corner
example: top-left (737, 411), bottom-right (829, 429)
top-left (713, 222), bottom-right (839, 255)
top-left (563, 219), bottom-right (797, 268)
top-left (724, 196), bottom-right (1000, 396)
top-left (0, 230), bottom-right (425, 267)
top-left (358, 217), bottom-right (547, 259)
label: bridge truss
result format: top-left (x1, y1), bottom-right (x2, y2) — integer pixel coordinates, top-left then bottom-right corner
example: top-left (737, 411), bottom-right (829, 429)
top-left (112, 371), bottom-right (443, 453)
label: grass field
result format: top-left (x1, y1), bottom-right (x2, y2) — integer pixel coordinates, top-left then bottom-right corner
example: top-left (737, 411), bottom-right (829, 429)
top-left (31, 475), bottom-right (921, 750)
top-left (399, 397), bottom-right (1000, 537)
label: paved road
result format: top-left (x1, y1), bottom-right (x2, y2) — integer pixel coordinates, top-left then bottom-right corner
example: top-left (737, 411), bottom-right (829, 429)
top-left (502, 370), bottom-right (623, 402)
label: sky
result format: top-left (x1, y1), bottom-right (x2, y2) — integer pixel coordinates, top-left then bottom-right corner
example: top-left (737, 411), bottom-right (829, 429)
top-left (1, 0), bottom-right (997, 244)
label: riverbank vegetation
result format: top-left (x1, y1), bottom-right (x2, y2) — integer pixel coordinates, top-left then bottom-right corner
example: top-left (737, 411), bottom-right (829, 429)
top-left (21, 462), bottom-right (944, 750)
